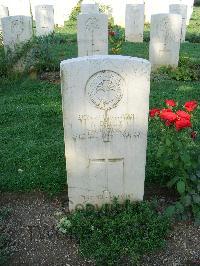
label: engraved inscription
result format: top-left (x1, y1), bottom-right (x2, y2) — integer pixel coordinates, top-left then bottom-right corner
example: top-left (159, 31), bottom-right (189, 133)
top-left (11, 19), bottom-right (24, 36)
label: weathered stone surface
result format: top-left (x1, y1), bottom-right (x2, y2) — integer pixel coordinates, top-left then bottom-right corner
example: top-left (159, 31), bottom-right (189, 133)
top-left (77, 3), bottom-right (108, 56)
top-left (1, 15), bottom-right (33, 52)
top-left (170, 4), bottom-right (187, 42)
top-left (61, 55), bottom-right (151, 211)
top-left (125, 4), bottom-right (144, 42)
top-left (0, 5), bottom-right (9, 31)
top-left (35, 5), bottom-right (54, 36)
top-left (149, 14), bottom-right (182, 69)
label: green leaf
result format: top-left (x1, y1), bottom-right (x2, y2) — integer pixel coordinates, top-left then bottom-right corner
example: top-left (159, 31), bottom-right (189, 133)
top-left (165, 205), bottom-right (176, 217)
top-left (177, 181), bottom-right (185, 194)
top-left (193, 195), bottom-right (200, 204)
top-left (182, 195), bottom-right (191, 207)
top-left (175, 202), bottom-right (184, 213)
top-left (166, 138), bottom-right (171, 146)
top-left (167, 176), bottom-right (179, 188)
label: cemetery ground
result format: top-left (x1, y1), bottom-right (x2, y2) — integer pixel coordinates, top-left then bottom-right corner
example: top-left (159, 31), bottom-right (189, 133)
top-left (0, 6), bottom-right (200, 266)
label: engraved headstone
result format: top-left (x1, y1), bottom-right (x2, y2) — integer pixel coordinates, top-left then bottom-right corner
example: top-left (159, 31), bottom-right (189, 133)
top-left (149, 14), bottom-right (182, 69)
top-left (61, 55), bottom-right (151, 210)
top-left (125, 4), bottom-right (144, 42)
top-left (0, 5), bottom-right (9, 31)
top-left (35, 5), bottom-right (54, 36)
top-left (1, 15), bottom-right (33, 52)
top-left (77, 2), bottom-right (108, 56)
top-left (170, 4), bottom-right (187, 42)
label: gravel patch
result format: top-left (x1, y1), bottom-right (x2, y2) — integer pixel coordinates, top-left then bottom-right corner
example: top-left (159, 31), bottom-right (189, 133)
top-left (0, 191), bottom-right (199, 266)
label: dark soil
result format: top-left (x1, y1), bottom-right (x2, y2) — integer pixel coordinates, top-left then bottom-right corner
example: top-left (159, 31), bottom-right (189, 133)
top-left (0, 187), bottom-right (199, 266)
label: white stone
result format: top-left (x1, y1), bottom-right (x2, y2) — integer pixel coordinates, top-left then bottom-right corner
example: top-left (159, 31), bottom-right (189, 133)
top-left (35, 5), bottom-right (54, 36)
top-left (149, 14), bottom-right (182, 69)
top-left (0, 5), bottom-right (9, 31)
top-left (1, 15), bottom-right (33, 52)
top-left (170, 4), bottom-right (187, 42)
top-left (81, 0), bottom-right (99, 14)
top-left (125, 4), bottom-right (144, 42)
top-left (169, 0), bottom-right (194, 25)
top-left (61, 55), bottom-right (151, 211)
top-left (77, 4), bottom-right (108, 56)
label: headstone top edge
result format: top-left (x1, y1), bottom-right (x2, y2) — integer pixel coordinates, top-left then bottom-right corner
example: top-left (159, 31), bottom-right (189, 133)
top-left (151, 13), bottom-right (182, 19)
top-left (61, 55), bottom-right (151, 67)
top-left (35, 5), bottom-right (54, 7)
top-left (1, 15), bottom-right (32, 21)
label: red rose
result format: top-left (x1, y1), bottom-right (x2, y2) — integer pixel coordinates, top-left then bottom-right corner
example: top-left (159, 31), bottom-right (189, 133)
top-left (149, 108), bottom-right (160, 117)
top-left (161, 108), bottom-right (173, 112)
top-left (184, 101), bottom-right (198, 112)
top-left (176, 110), bottom-right (191, 121)
top-left (160, 110), bottom-right (177, 122)
top-left (165, 121), bottom-right (172, 126)
top-left (191, 131), bottom-right (197, 140)
top-left (165, 99), bottom-right (176, 107)
top-left (109, 31), bottom-right (115, 36)
top-left (175, 118), bottom-right (192, 131)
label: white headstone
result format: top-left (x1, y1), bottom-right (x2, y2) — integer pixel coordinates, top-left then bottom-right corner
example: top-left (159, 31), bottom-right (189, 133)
top-left (61, 55), bottom-right (151, 210)
top-left (170, 4), bottom-right (187, 42)
top-left (1, 15), bottom-right (33, 52)
top-left (35, 5), bottom-right (54, 36)
top-left (77, 3), bottom-right (108, 56)
top-left (149, 14), bottom-right (182, 69)
top-left (125, 4), bottom-right (144, 42)
top-left (0, 5), bottom-right (9, 31)
top-left (169, 0), bottom-right (194, 25)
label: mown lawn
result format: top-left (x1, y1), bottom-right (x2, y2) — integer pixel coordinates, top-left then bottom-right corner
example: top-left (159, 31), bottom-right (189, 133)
top-left (0, 7), bottom-right (200, 194)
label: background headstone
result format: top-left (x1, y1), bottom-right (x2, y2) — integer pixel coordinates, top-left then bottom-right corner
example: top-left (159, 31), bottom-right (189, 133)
top-left (170, 4), bottom-right (187, 42)
top-left (149, 13), bottom-right (182, 69)
top-left (77, 2), bottom-right (108, 56)
top-left (1, 15), bottom-right (33, 52)
top-left (35, 5), bottom-right (54, 36)
top-left (61, 55), bottom-right (151, 211)
top-left (0, 5), bottom-right (9, 31)
top-left (125, 4), bottom-right (144, 42)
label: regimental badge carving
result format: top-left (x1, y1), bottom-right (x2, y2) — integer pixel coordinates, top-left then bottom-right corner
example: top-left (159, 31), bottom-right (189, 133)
top-left (85, 17), bottom-right (99, 32)
top-left (86, 71), bottom-right (124, 111)
top-left (85, 71), bottom-right (126, 142)
top-left (11, 19), bottom-right (24, 36)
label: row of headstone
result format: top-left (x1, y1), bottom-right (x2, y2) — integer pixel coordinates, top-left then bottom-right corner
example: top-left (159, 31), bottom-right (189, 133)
top-left (125, 3), bottom-right (187, 43)
top-left (61, 0), bottom-right (194, 211)
top-left (78, 1), bottom-right (183, 70)
top-left (1, 5), bottom-right (55, 52)
top-left (103, 0), bottom-right (194, 27)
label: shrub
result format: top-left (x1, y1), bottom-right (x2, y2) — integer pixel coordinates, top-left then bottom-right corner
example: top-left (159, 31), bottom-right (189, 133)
top-left (57, 200), bottom-right (171, 265)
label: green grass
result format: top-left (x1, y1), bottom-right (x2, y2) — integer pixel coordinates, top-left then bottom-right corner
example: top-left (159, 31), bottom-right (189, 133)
top-left (0, 7), bottom-right (200, 194)
top-left (0, 78), bottom-right (66, 194)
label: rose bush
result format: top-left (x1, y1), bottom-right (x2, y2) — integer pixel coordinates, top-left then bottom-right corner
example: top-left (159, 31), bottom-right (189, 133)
top-left (149, 100), bottom-right (200, 223)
